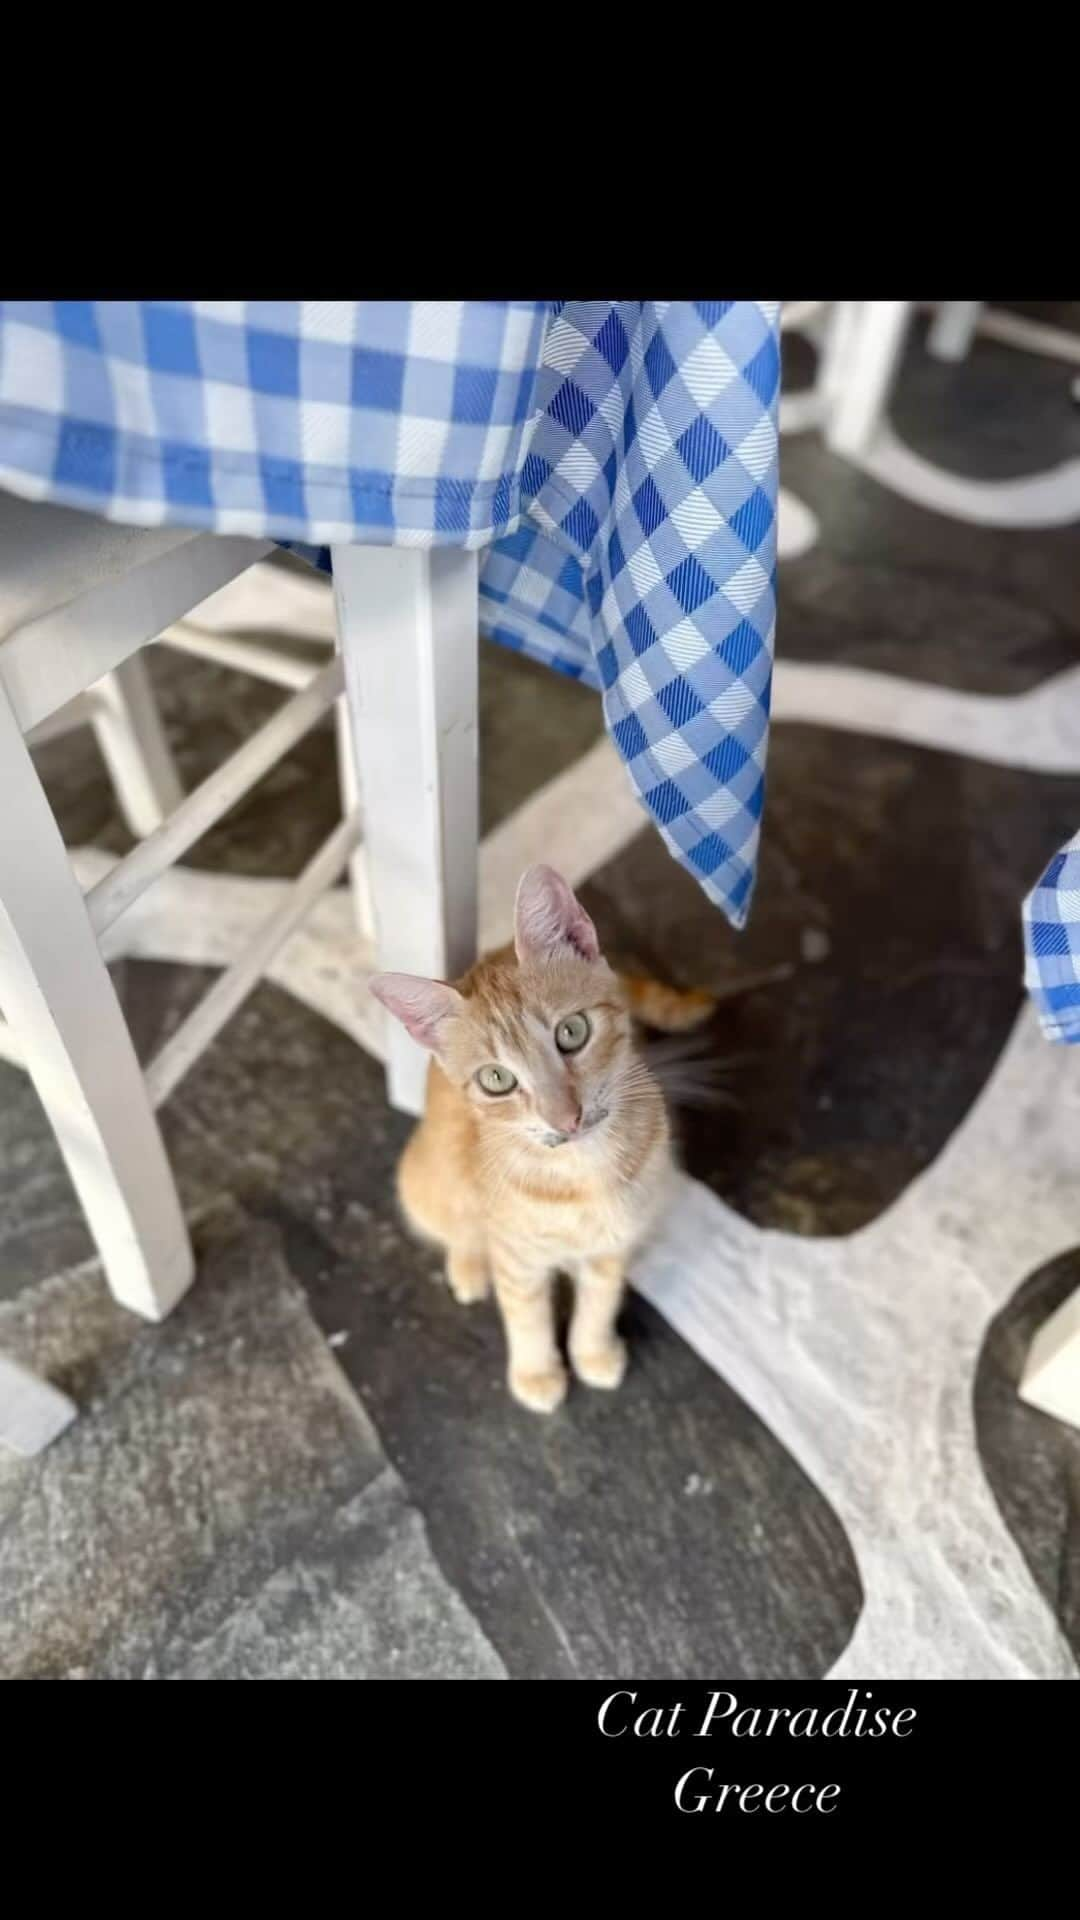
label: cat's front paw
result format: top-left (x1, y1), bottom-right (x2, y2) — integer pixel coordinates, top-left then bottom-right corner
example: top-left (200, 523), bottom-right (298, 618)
top-left (509, 1364), bottom-right (568, 1414)
top-left (447, 1252), bottom-right (490, 1305)
top-left (571, 1338), bottom-right (628, 1391)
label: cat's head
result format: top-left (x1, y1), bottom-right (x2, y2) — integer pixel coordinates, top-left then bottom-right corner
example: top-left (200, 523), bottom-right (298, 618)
top-left (370, 866), bottom-right (641, 1149)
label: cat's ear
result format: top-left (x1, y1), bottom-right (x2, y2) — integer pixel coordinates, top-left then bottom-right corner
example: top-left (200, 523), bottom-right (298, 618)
top-left (369, 973), bottom-right (463, 1053)
top-left (514, 865), bottom-right (600, 966)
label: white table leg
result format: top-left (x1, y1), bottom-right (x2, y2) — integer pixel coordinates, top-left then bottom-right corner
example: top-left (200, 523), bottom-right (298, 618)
top-left (1019, 1286), bottom-right (1080, 1431)
top-left (334, 683), bottom-right (376, 943)
top-left (825, 300), bottom-right (914, 459)
top-left (927, 300), bottom-right (982, 364)
top-left (0, 683), bottom-right (194, 1321)
top-left (0, 1354), bottom-right (76, 1456)
top-left (90, 652), bottom-right (184, 837)
top-left (331, 546), bottom-right (479, 1116)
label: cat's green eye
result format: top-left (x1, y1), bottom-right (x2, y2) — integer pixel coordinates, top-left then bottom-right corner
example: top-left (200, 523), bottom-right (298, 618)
top-left (555, 1012), bottom-right (591, 1054)
top-left (476, 1063), bottom-right (518, 1096)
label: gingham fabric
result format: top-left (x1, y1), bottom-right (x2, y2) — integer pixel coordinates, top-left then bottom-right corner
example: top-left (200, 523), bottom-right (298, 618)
top-left (1024, 833), bottom-right (1080, 1042)
top-left (0, 299), bottom-right (779, 928)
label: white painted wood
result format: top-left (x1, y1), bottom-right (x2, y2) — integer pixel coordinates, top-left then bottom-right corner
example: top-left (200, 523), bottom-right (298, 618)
top-left (815, 302), bottom-right (1080, 524)
top-left (85, 657), bottom-right (344, 937)
top-left (166, 555), bottom-right (337, 648)
top-left (0, 1355), bottom-right (77, 1457)
top-left (26, 689), bottom-right (99, 746)
top-left (0, 532), bottom-right (271, 734)
top-left (334, 692), bottom-right (375, 942)
top-left (34, 643), bottom-right (1080, 1115)
top-left (26, 664), bottom-right (182, 843)
top-left (0, 1019), bottom-right (23, 1065)
top-left (145, 812), bottom-right (361, 1108)
top-left (975, 306), bottom-right (1080, 368)
top-left (780, 300), bottom-right (827, 332)
top-left (1019, 1287), bottom-right (1080, 1430)
top-left (159, 624), bottom-right (318, 690)
top-left (826, 301), bottom-right (913, 458)
top-left (62, 722), bottom-right (650, 1071)
top-left (817, 300), bottom-right (867, 414)
top-left (40, 644), bottom-right (1080, 1104)
top-left (90, 654), bottom-right (184, 836)
top-left (64, 712), bottom-right (787, 1076)
top-left (158, 557), bottom-right (336, 685)
top-left (26, 668), bottom-right (183, 843)
top-left (71, 847), bottom-right (389, 1064)
top-left (776, 488), bottom-right (820, 559)
top-left (0, 492), bottom-right (196, 641)
top-left (927, 300), bottom-right (982, 363)
top-left (778, 303), bottom-right (832, 436)
top-left (779, 388), bottom-right (827, 434)
top-left (332, 545), bottom-right (479, 1116)
top-left (161, 560), bottom-right (374, 931)
top-left (0, 682), bottom-right (193, 1321)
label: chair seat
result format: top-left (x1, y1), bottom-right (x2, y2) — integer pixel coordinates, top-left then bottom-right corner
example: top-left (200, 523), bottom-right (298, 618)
top-left (0, 489), bottom-right (197, 644)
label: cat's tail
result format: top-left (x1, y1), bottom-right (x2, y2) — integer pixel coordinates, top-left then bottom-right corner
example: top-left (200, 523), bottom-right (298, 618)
top-left (618, 973), bottom-right (717, 1032)
top-left (619, 960), bottom-right (794, 1032)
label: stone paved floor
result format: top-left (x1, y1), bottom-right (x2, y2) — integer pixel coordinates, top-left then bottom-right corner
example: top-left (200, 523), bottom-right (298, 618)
top-left (1, 307), bottom-right (1078, 1677)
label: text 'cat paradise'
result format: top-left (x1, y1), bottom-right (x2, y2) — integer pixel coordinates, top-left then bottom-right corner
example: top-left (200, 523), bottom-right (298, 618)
top-left (597, 1689), bottom-right (918, 1818)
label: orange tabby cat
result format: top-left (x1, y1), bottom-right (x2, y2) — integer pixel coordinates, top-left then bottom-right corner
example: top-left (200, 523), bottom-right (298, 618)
top-left (370, 866), bottom-right (714, 1413)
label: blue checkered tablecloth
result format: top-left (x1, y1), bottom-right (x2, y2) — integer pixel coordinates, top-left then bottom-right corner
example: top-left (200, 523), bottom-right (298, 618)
top-left (1024, 834), bottom-right (1080, 1043)
top-left (0, 300), bottom-right (779, 931)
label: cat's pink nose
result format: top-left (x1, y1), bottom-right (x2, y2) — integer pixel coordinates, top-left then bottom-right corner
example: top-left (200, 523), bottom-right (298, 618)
top-left (563, 1103), bottom-right (583, 1135)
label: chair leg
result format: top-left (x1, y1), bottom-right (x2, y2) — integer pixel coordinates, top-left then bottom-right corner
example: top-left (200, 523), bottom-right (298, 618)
top-left (91, 652), bottom-right (184, 837)
top-left (926, 300), bottom-right (982, 364)
top-left (331, 545), bottom-right (479, 1116)
top-left (0, 682), bottom-right (194, 1320)
top-left (333, 687), bottom-right (376, 943)
top-left (817, 300), bottom-right (867, 413)
top-left (0, 1354), bottom-right (76, 1456)
top-left (825, 300), bottom-right (914, 459)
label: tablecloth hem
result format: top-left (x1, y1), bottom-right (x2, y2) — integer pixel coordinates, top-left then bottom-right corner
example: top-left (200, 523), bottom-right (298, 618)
top-left (0, 408), bottom-right (546, 554)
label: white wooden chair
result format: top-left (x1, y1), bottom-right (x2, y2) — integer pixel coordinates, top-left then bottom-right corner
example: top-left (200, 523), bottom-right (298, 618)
top-left (0, 492), bottom-right (479, 1451)
top-left (785, 300), bottom-right (1080, 463)
top-left (779, 300), bottom-right (915, 455)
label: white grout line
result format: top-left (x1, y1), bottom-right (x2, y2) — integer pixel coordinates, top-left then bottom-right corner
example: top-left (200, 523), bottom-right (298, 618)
top-left (772, 658), bottom-right (1080, 772)
top-left (857, 425), bottom-right (1080, 529)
